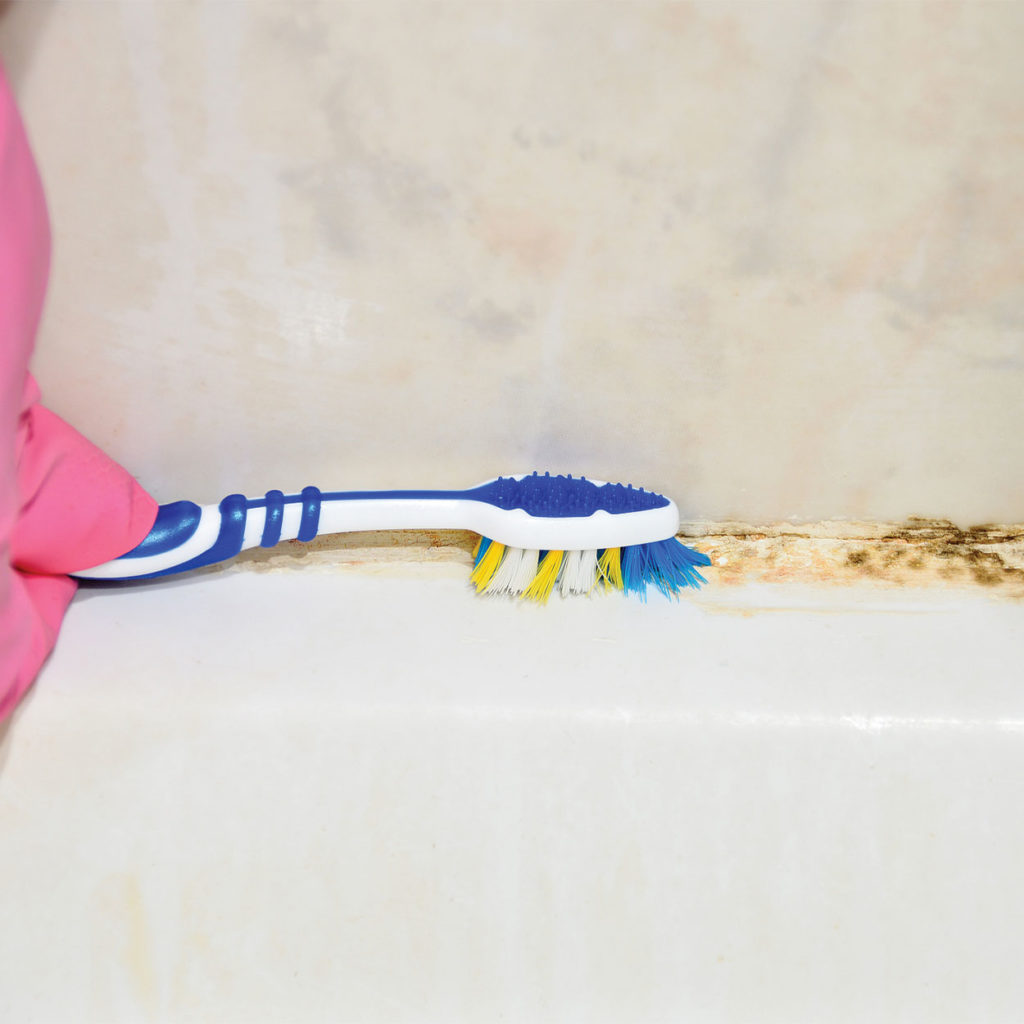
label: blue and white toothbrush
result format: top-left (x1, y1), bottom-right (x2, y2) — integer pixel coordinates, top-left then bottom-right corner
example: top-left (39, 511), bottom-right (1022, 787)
top-left (72, 473), bottom-right (711, 600)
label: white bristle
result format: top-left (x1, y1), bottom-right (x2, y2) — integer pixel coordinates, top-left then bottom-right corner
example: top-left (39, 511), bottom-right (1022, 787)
top-left (559, 550), bottom-right (581, 597)
top-left (485, 547), bottom-right (518, 595)
top-left (560, 548), bottom-right (598, 596)
top-left (510, 549), bottom-right (540, 594)
top-left (486, 547), bottom-right (540, 595)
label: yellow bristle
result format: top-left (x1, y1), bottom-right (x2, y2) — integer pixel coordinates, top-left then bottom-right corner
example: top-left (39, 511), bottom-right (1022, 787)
top-left (522, 550), bottom-right (564, 604)
top-left (597, 548), bottom-right (624, 591)
top-left (470, 540), bottom-right (506, 592)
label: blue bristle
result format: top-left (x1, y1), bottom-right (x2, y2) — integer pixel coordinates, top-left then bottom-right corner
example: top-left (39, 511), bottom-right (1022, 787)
top-left (474, 535), bottom-right (492, 567)
top-left (621, 537), bottom-right (712, 599)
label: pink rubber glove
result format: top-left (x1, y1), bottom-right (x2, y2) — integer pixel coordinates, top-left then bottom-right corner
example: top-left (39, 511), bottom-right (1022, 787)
top-left (1, 64), bottom-right (157, 720)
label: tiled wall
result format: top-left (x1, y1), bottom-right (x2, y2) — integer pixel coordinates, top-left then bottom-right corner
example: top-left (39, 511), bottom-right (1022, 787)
top-left (4, 0), bottom-right (1022, 523)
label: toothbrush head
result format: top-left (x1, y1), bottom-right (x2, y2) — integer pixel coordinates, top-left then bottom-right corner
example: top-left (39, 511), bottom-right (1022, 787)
top-left (464, 473), bottom-right (711, 602)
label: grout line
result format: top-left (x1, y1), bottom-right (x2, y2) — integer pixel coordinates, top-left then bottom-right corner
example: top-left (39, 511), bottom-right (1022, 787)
top-left (217, 521), bottom-right (1024, 599)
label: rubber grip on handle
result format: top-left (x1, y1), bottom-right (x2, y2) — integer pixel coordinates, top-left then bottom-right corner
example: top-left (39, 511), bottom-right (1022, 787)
top-left (108, 488), bottom-right (323, 579)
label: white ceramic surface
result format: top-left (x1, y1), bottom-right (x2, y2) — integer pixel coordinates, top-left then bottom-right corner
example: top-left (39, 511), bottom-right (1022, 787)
top-left (2, 571), bottom-right (1024, 1021)
top-left (1, 0), bottom-right (1022, 523)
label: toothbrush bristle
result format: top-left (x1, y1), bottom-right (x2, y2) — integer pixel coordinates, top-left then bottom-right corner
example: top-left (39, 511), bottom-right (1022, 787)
top-left (471, 536), bottom-right (711, 603)
top-left (559, 549), bottom-right (597, 598)
top-left (487, 546), bottom-right (540, 596)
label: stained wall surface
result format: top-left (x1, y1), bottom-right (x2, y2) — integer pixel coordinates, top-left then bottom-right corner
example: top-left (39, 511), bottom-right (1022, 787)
top-left (2, 0), bottom-right (1022, 524)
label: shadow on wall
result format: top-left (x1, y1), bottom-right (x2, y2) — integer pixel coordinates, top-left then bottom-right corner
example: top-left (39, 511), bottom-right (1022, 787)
top-left (0, 714), bottom-right (13, 778)
top-left (0, 0), bottom-right (56, 84)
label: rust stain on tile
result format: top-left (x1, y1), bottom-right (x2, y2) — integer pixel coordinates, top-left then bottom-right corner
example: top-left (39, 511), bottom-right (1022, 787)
top-left (224, 519), bottom-right (1024, 599)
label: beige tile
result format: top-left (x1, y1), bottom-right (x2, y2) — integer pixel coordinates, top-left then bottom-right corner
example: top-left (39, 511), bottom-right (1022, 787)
top-left (3, 0), bottom-right (1021, 523)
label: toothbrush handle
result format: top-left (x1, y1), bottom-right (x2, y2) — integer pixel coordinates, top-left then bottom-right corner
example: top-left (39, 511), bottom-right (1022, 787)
top-left (72, 486), bottom-right (474, 581)
top-left (71, 478), bottom-right (681, 581)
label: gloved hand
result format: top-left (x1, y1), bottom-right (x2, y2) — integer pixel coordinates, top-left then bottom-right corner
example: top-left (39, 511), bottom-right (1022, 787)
top-left (1, 64), bottom-right (157, 720)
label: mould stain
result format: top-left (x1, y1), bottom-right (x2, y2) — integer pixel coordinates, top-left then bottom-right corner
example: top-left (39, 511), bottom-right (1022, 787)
top-left (216, 518), bottom-right (1024, 600)
top-left (696, 518), bottom-right (1024, 599)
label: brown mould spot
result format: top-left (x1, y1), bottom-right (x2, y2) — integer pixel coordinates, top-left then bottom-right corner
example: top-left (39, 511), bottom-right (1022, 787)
top-left (881, 548), bottom-right (906, 568)
top-left (972, 566), bottom-right (1003, 587)
top-left (846, 551), bottom-right (870, 566)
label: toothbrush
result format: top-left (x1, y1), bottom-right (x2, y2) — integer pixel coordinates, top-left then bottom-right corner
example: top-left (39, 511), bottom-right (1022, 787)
top-left (72, 472), bottom-right (712, 600)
